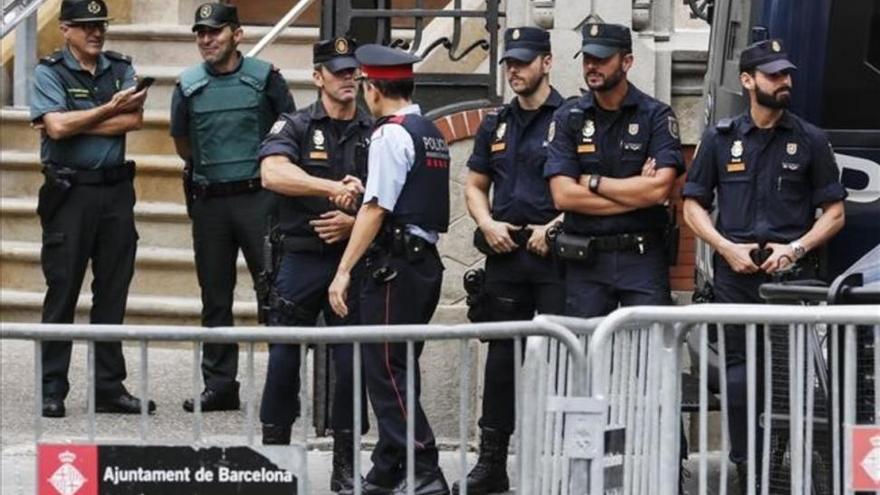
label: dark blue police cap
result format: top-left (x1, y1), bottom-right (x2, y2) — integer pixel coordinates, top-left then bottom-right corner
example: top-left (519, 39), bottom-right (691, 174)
top-left (191, 3), bottom-right (239, 32)
top-left (314, 37), bottom-right (359, 73)
top-left (579, 22), bottom-right (632, 59)
top-left (739, 39), bottom-right (797, 74)
top-left (355, 44), bottom-right (421, 80)
top-left (59, 0), bottom-right (112, 23)
top-left (500, 27), bottom-right (551, 64)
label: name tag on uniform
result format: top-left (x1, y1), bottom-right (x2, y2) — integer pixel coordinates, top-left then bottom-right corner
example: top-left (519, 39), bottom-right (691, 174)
top-left (66, 88), bottom-right (91, 99)
top-left (726, 162), bottom-right (746, 172)
top-left (577, 144), bottom-right (596, 154)
top-left (490, 142), bottom-right (506, 152)
top-left (309, 151), bottom-right (328, 160)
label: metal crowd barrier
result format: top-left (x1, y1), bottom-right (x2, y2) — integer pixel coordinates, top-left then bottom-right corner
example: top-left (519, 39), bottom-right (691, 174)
top-left (542, 304), bottom-right (879, 495)
top-left (0, 320), bottom-right (587, 495)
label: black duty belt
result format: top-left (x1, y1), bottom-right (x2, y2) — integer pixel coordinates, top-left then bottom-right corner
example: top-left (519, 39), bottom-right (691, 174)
top-left (566, 231), bottom-right (661, 254)
top-left (280, 236), bottom-right (343, 255)
top-left (192, 178), bottom-right (262, 199)
top-left (48, 160), bottom-right (135, 185)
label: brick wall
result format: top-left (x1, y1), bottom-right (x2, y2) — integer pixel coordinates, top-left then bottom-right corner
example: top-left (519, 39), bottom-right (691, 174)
top-left (433, 108), bottom-right (698, 292)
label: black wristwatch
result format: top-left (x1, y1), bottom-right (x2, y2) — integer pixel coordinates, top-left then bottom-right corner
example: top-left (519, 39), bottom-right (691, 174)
top-left (588, 174), bottom-right (602, 193)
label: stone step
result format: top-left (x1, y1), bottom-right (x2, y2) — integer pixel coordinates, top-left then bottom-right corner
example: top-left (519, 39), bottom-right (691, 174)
top-left (0, 289), bottom-right (257, 326)
top-left (135, 65), bottom-right (316, 111)
top-left (104, 24), bottom-right (320, 71)
top-left (0, 241), bottom-right (256, 300)
top-left (1, 197), bottom-right (192, 250)
top-left (0, 150), bottom-right (186, 204)
top-left (1, 108), bottom-right (177, 156)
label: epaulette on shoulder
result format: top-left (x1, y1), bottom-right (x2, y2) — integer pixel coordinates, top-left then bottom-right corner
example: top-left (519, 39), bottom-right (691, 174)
top-left (715, 117), bottom-right (734, 133)
top-left (39, 50), bottom-right (64, 66)
top-left (104, 50), bottom-right (132, 64)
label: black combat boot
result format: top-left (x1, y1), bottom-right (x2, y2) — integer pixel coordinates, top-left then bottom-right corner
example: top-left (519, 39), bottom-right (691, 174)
top-left (735, 463), bottom-right (761, 495)
top-left (261, 424), bottom-right (292, 445)
top-left (451, 428), bottom-right (510, 495)
top-left (331, 430), bottom-right (357, 494)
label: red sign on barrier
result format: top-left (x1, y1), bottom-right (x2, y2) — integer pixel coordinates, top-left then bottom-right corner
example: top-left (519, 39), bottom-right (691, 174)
top-left (38, 444), bottom-right (99, 495)
top-left (851, 425), bottom-right (880, 491)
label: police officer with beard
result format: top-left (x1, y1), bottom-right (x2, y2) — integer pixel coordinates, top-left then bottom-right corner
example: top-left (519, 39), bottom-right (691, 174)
top-left (456, 26), bottom-right (564, 495)
top-left (544, 22), bottom-right (684, 318)
top-left (170, 3), bottom-right (295, 413)
top-left (682, 39), bottom-right (846, 491)
top-left (257, 36), bottom-right (371, 494)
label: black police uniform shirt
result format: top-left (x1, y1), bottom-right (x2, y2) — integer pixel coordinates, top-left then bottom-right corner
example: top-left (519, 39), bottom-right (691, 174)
top-left (544, 84), bottom-right (685, 236)
top-left (467, 88), bottom-right (563, 226)
top-left (256, 101), bottom-right (373, 238)
top-left (169, 53), bottom-right (294, 140)
top-left (31, 47), bottom-right (137, 169)
top-left (683, 111), bottom-right (847, 244)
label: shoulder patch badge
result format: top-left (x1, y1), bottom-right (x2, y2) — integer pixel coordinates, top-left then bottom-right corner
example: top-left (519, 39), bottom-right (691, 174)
top-left (269, 120), bottom-right (286, 135)
top-left (668, 115), bottom-right (680, 140)
top-left (547, 121), bottom-right (556, 143)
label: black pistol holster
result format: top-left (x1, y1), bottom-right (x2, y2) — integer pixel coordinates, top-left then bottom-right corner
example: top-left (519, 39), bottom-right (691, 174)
top-left (37, 164), bottom-right (75, 227)
top-left (463, 268), bottom-right (491, 323)
top-left (256, 221), bottom-right (281, 324)
top-left (182, 159), bottom-right (194, 218)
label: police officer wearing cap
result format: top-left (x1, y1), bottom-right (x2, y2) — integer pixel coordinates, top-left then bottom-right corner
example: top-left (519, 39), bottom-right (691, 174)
top-left (170, 3), bottom-right (295, 414)
top-left (457, 26), bottom-right (564, 495)
top-left (328, 44), bottom-right (451, 495)
top-left (31, 0), bottom-right (153, 418)
top-left (256, 36), bottom-right (370, 494)
top-left (545, 22), bottom-right (684, 317)
top-left (682, 38), bottom-right (846, 490)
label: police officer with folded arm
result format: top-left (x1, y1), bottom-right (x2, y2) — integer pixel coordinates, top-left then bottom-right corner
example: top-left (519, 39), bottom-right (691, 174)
top-left (682, 39), bottom-right (846, 490)
top-left (31, 0), bottom-right (153, 418)
top-left (256, 36), bottom-right (370, 494)
top-left (170, 3), bottom-right (295, 413)
top-left (328, 44), bottom-right (451, 495)
top-left (457, 26), bottom-right (564, 495)
top-left (544, 22), bottom-right (684, 318)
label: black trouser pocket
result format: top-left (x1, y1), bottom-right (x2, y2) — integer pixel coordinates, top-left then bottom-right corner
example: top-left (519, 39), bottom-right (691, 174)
top-left (40, 232), bottom-right (67, 284)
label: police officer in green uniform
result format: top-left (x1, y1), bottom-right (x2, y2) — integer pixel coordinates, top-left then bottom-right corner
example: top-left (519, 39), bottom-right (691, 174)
top-left (30, 0), bottom-right (154, 418)
top-left (170, 3), bottom-right (295, 412)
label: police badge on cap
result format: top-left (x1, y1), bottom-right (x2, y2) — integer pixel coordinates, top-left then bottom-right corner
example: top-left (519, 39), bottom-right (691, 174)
top-left (59, 0), bottom-right (112, 23)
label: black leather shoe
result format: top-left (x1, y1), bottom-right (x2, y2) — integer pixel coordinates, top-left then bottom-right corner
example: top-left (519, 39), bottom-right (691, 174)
top-left (95, 392), bottom-right (156, 414)
top-left (183, 384), bottom-right (240, 412)
top-left (261, 424), bottom-right (292, 445)
top-left (392, 469), bottom-right (450, 495)
top-left (362, 478), bottom-right (396, 495)
top-left (42, 397), bottom-right (65, 418)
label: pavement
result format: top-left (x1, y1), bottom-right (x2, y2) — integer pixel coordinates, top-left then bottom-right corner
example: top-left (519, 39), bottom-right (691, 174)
top-left (2, 340), bottom-right (736, 494)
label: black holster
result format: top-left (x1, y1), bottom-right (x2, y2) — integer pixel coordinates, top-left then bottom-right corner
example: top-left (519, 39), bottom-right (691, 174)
top-left (256, 223), bottom-right (281, 324)
top-left (37, 165), bottom-right (75, 227)
top-left (267, 289), bottom-right (319, 326)
top-left (182, 160), bottom-right (194, 218)
top-left (665, 206), bottom-right (680, 266)
top-left (463, 268), bottom-right (492, 323)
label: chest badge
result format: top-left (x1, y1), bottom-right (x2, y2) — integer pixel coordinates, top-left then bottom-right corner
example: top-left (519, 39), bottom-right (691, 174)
top-left (546, 121), bottom-right (556, 144)
top-left (628, 123), bottom-right (639, 136)
top-left (731, 140), bottom-right (744, 161)
top-left (786, 142), bottom-right (797, 155)
top-left (310, 129), bottom-right (328, 160)
top-left (491, 122), bottom-right (507, 152)
top-left (582, 120), bottom-right (595, 140)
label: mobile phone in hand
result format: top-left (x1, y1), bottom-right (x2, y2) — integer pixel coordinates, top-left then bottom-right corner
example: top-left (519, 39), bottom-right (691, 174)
top-left (134, 77), bottom-right (155, 92)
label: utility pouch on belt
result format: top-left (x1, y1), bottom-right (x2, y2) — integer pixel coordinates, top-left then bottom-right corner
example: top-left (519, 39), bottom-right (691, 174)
top-left (37, 165), bottom-right (75, 227)
top-left (554, 232), bottom-right (597, 265)
top-left (473, 228), bottom-right (496, 256)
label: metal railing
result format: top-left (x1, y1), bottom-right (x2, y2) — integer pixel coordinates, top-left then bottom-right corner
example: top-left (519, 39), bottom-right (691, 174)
top-left (246, 0), bottom-right (318, 59)
top-left (1, 0), bottom-right (46, 37)
top-left (0, 319), bottom-right (587, 495)
top-left (2, 0), bottom-right (45, 106)
top-left (568, 304), bottom-right (879, 495)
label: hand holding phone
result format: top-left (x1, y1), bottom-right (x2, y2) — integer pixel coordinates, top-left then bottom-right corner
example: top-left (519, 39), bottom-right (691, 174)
top-left (134, 77), bottom-right (155, 93)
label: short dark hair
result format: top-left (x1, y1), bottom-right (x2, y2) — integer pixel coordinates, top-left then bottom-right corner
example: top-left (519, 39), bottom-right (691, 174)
top-left (367, 78), bottom-right (414, 100)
